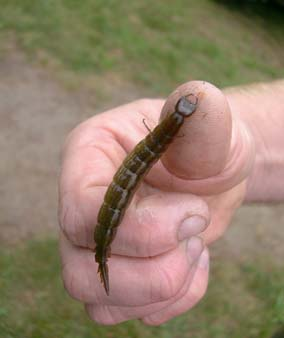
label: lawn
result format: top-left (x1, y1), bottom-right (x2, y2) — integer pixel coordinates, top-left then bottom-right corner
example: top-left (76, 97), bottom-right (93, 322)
top-left (0, 0), bottom-right (284, 337)
top-left (0, 0), bottom-right (283, 94)
top-left (0, 238), bottom-right (283, 338)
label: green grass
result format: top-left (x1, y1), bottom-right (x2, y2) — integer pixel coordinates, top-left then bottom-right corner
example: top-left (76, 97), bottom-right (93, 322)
top-left (0, 238), bottom-right (283, 338)
top-left (0, 0), bottom-right (284, 94)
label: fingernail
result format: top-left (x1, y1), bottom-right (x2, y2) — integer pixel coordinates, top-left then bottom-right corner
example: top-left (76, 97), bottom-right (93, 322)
top-left (198, 248), bottom-right (209, 269)
top-left (187, 237), bottom-right (203, 264)
top-left (178, 216), bottom-right (207, 241)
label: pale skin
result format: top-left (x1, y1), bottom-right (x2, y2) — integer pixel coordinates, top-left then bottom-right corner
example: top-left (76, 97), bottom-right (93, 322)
top-left (58, 80), bottom-right (284, 326)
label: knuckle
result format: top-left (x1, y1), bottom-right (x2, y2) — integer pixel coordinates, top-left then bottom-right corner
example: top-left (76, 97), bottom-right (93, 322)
top-left (64, 120), bottom-right (89, 148)
top-left (61, 262), bottom-right (90, 302)
top-left (189, 274), bottom-right (208, 306)
top-left (58, 192), bottom-right (85, 245)
top-left (142, 317), bottom-right (163, 326)
top-left (190, 286), bottom-right (206, 307)
top-left (135, 200), bottom-right (175, 257)
top-left (195, 276), bottom-right (208, 301)
top-left (62, 262), bottom-right (81, 301)
top-left (205, 218), bottom-right (228, 243)
top-left (135, 98), bottom-right (152, 108)
top-left (60, 121), bottom-right (85, 157)
top-left (154, 265), bottom-right (184, 301)
top-left (86, 305), bottom-right (118, 326)
top-left (136, 212), bottom-right (160, 257)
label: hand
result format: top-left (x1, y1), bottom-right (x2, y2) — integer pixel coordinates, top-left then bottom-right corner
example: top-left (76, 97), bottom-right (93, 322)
top-left (58, 81), bottom-right (254, 325)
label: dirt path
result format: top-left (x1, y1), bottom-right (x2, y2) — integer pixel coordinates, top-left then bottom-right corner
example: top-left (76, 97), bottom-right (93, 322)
top-left (1, 49), bottom-right (283, 262)
top-left (0, 49), bottom-right (143, 245)
top-left (0, 50), bottom-right (93, 244)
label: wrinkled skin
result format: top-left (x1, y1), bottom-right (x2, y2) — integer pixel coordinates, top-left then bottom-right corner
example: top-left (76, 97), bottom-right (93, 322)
top-left (58, 81), bottom-right (254, 325)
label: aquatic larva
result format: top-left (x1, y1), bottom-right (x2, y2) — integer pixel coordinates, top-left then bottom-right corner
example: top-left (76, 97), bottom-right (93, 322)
top-left (94, 95), bottom-right (198, 295)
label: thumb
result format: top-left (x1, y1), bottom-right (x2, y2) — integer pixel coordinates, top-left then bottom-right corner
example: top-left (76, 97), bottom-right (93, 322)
top-left (161, 81), bottom-right (231, 179)
top-left (154, 81), bottom-right (254, 195)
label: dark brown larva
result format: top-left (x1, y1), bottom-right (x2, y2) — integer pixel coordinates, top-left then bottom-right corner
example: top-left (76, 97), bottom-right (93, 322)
top-left (94, 95), bottom-right (198, 295)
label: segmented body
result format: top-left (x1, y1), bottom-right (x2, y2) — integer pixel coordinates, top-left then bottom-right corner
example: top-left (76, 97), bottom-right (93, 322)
top-left (94, 96), bottom-right (198, 295)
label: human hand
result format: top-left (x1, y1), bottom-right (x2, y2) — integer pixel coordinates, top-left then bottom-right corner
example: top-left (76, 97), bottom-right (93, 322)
top-left (58, 81), bottom-right (254, 325)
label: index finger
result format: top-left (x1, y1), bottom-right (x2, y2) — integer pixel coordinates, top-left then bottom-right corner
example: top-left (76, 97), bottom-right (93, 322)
top-left (58, 99), bottom-right (164, 246)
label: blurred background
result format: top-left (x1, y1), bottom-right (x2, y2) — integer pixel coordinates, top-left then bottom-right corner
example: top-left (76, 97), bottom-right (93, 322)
top-left (1, 1), bottom-right (284, 337)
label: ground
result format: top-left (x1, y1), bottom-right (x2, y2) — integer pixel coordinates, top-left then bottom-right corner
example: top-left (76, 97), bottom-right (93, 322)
top-left (1, 48), bottom-right (283, 261)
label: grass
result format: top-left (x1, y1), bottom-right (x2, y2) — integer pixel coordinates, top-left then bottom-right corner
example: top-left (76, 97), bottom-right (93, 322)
top-left (0, 0), bottom-right (284, 94)
top-left (0, 238), bottom-right (283, 338)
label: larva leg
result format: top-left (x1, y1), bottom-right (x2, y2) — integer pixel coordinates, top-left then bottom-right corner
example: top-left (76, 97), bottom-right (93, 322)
top-left (142, 118), bottom-right (152, 133)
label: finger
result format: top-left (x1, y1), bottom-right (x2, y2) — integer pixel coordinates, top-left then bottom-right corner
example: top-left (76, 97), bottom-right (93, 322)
top-left (161, 81), bottom-right (232, 179)
top-left (58, 99), bottom-right (166, 250)
top-left (59, 98), bottom-right (165, 194)
top-left (142, 248), bottom-right (209, 326)
top-left (60, 175), bottom-right (210, 253)
top-left (60, 232), bottom-right (203, 306)
top-left (84, 248), bottom-right (209, 325)
top-left (84, 255), bottom-right (200, 325)
top-left (146, 81), bottom-right (254, 195)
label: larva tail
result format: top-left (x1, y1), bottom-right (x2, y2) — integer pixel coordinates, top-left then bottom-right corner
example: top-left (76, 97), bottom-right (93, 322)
top-left (98, 262), bottom-right (109, 296)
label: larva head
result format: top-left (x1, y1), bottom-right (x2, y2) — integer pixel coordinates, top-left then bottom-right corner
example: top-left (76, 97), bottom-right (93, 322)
top-left (175, 96), bottom-right (197, 117)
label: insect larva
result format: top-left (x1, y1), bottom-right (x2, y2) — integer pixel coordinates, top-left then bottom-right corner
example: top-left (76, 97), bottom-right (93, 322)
top-left (94, 95), bottom-right (198, 295)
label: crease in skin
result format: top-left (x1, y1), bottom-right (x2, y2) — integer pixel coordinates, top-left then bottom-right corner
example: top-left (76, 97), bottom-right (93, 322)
top-left (227, 119), bottom-right (255, 183)
top-left (91, 132), bottom-right (125, 171)
top-left (80, 145), bottom-right (119, 190)
top-left (86, 258), bottom-right (201, 325)
top-left (214, 119), bottom-right (252, 180)
top-left (91, 242), bottom-right (192, 307)
top-left (60, 191), bottom-right (85, 245)
top-left (227, 81), bottom-right (284, 201)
